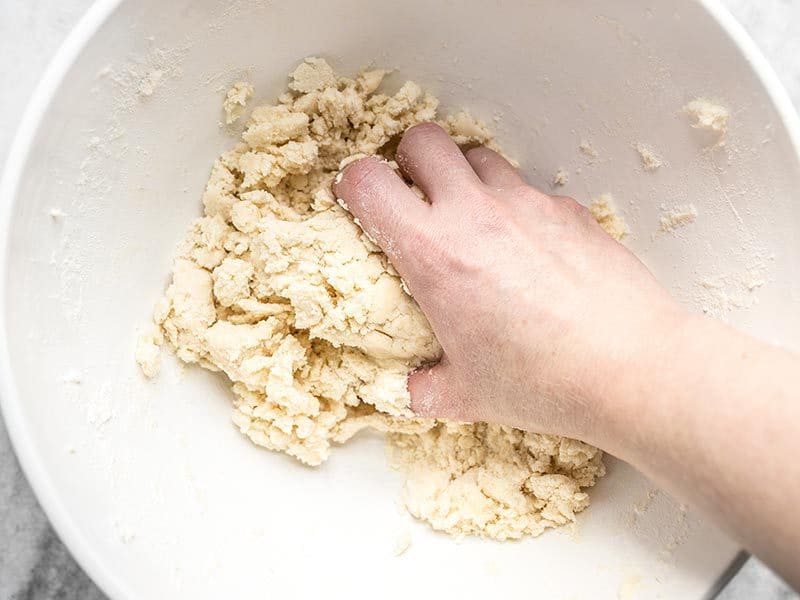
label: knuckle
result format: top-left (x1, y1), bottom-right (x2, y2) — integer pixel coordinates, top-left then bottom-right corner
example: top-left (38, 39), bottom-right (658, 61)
top-left (398, 122), bottom-right (444, 156)
top-left (469, 193), bottom-right (514, 234)
top-left (538, 195), bottom-right (588, 223)
top-left (552, 194), bottom-right (585, 213)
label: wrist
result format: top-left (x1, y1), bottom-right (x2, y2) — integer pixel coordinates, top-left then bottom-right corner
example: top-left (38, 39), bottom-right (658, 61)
top-left (583, 301), bottom-right (694, 457)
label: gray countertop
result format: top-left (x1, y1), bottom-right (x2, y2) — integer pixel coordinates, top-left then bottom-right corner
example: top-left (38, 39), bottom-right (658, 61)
top-left (1, 1), bottom-right (798, 598)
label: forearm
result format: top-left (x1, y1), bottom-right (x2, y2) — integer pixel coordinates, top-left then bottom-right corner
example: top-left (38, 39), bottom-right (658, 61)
top-left (599, 313), bottom-right (800, 587)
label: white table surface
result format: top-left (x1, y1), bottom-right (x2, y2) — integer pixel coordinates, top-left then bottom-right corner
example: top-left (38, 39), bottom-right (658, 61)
top-left (0, 0), bottom-right (798, 598)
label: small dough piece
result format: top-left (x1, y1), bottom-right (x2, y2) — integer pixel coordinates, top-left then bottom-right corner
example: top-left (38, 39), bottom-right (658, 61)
top-left (660, 204), bottom-right (698, 232)
top-left (138, 70), bottom-right (164, 98)
top-left (224, 82), bottom-right (254, 125)
top-left (393, 532), bottom-right (412, 556)
top-left (553, 168), bottom-right (569, 187)
top-left (135, 326), bottom-right (163, 378)
top-left (289, 57), bottom-right (337, 93)
top-left (683, 98), bottom-right (730, 145)
top-left (142, 57), bottom-right (605, 539)
top-left (579, 139), bottom-right (598, 159)
top-left (590, 193), bottom-right (628, 241)
top-left (635, 142), bottom-right (663, 171)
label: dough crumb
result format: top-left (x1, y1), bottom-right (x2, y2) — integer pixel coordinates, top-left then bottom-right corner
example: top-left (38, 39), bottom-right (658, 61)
top-left (590, 194), bottom-right (628, 241)
top-left (683, 98), bottom-right (729, 145)
top-left (289, 56), bottom-right (337, 93)
top-left (579, 139), bottom-right (598, 159)
top-left (49, 208), bottom-right (67, 219)
top-left (61, 370), bottom-right (83, 385)
top-left (393, 532), bottom-right (412, 556)
top-left (135, 326), bottom-right (163, 378)
top-left (553, 168), bottom-right (569, 187)
top-left (138, 69), bottom-right (164, 98)
top-left (223, 81), bottom-right (254, 125)
top-left (635, 142), bottom-right (663, 171)
top-left (140, 57), bottom-right (605, 540)
top-left (659, 204), bottom-right (698, 232)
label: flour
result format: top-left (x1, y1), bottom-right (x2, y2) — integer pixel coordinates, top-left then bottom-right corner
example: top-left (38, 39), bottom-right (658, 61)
top-left (579, 139), bottom-right (598, 159)
top-left (138, 69), bottom-right (164, 98)
top-left (138, 58), bottom-right (605, 540)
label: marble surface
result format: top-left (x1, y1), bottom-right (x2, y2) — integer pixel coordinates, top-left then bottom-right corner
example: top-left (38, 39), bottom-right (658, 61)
top-left (0, 1), bottom-right (798, 598)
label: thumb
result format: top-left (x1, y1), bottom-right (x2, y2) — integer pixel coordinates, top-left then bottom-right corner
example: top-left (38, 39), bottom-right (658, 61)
top-left (332, 156), bottom-right (429, 268)
top-left (408, 359), bottom-right (469, 421)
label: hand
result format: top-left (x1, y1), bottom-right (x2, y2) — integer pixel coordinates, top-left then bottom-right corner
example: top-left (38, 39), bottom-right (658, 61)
top-left (333, 123), bottom-right (684, 445)
top-left (334, 123), bottom-right (800, 585)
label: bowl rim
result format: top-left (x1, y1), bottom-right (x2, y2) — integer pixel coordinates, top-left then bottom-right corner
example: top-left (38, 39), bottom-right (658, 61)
top-left (0, 0), bottom-right (796, 598)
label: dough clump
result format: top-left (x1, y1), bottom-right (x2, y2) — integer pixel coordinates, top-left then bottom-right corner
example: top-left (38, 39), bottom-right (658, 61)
top-left (635, 142), bottom-right (663, 171)
top-left (141, 58), bottom-right (605, 540)
top-left (223, 81), bottom-right (254, 124)
top-left (590, 193), bottom-right (628, 241)
top-left (660, 204), bottom-right (698, 232)
top-left (683, 98), bottom-right (730, 145)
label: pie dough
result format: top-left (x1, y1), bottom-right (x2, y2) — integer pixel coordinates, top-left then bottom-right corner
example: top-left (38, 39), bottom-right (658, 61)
top-left (139, 58), bottom-right (607, 540)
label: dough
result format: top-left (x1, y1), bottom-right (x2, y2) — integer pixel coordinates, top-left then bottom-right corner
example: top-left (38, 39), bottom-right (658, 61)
top-left (590, 193), bottom-right (628, 241)
top-left (635, 142), bottom-right (663, 171)
top-left (660, 204), bottom-right (698, 232)
top-left (140, 58), bottom-right (606, 539)
top-left (553, 168), bottom-right (569, 187)
top-left (683, 98), bottom-right (730, 145)
top-left (223, 82), bottom-right (254, 124)
top-left (579, 139), bottom-right (598, 158)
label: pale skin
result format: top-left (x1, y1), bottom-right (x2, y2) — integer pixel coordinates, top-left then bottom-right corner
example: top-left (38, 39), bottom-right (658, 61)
top-left (333, 122), bottom-right (800, 589)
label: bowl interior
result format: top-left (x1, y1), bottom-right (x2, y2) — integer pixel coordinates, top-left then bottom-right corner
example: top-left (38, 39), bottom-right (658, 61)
top-left (4, 0), bottom-right (799, 598)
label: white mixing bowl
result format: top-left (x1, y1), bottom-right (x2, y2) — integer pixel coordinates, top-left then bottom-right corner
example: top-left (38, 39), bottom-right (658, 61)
top-left (2, 0), bottom-right (799, 598)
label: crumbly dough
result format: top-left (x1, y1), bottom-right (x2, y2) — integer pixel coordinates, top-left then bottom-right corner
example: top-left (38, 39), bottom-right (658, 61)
top-left (660, 204), bottom-right (698, 232)
top-left (553, 168), bottom-right (569, 187)
top-left (135, 325), bottom-right (163, 378)
top-left (683, 98), bottom-right (730, 144)
top-left (590, 193), bottom-right (628, 241)
top-left (223, 82), bottom-right (254, 124)
top-left (141, 57), bottom-right (605, 539)
top-left (635, 142), bottom-right (663, 171)
top-left (388, 423), bottom-right (603, 539)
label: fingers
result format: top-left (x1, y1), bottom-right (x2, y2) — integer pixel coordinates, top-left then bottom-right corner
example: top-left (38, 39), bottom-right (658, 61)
top-left (408, 360), bottom-right (474, 421)
top-left (465, 147), bottom-right (525, 188)
top-left (395, 122), bottom-right (481, 200)
top-left (332, 156), bottom-right (428, 263)
top-left (408, 362), bottom-right (452, 417)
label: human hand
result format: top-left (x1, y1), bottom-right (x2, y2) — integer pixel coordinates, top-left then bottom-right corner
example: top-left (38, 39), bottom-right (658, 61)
top-left (332, 123), bottom-right (685, 445)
